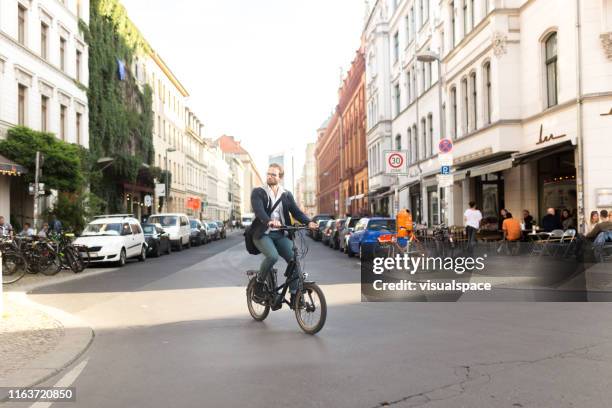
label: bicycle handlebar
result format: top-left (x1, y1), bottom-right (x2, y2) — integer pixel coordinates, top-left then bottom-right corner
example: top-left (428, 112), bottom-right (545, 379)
top-left (277, 225), bottom-right (311, 231)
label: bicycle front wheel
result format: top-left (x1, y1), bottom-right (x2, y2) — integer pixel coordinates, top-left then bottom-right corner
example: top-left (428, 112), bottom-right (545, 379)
top-left (2, 252), bottom-right (28, 284)
top-left (295, 282), bottom-right (327, 335)
top-left (246, 278), bottom-right (270, 321)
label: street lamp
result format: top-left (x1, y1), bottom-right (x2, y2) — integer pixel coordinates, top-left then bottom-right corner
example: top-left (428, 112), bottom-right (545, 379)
top-left (164, 147), bottom-right (176, 212)
top-left (417, 50), bottom-right (447, 225)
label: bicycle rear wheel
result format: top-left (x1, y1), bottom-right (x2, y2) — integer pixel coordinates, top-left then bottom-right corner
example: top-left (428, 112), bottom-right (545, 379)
top-left (38, 247), bottom-right (62, 276)
top-left (294, 282), bottom-right (327, 335)
top-left (2, 252), bottom-right (28, 284)
top-left (246, 278), bottom-right (270, 321)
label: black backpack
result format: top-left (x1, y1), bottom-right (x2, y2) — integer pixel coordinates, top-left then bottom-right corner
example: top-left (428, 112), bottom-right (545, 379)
top-left (244, 193), bottom-right (284, 255)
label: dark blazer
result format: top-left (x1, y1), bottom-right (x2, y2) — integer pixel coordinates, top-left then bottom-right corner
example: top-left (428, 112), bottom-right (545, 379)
top-left (250, 187), bottom-right (311, 239)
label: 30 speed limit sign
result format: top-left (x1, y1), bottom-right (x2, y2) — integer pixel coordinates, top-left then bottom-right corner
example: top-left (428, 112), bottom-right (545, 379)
top-left (385, 151), bottom-right (409, 174)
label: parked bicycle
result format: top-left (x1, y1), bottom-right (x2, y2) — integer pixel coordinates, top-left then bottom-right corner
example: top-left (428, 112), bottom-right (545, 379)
top-left (1, 237), bottom-right (28, 284)
top-left (246, 225), bottom-right (327, 335)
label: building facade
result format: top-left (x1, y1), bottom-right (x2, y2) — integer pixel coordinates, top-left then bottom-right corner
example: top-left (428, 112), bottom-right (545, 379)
top-left (339, 46), bottom-right (369, 217)
top-left (300, 142), bottom-right (317, 218)
top-left (0, 0), bottom-right (89, 223)
top-left (184, 107), bottom-right (207, 219)
top-left (316, 113), bottom-right (341, 215)
top-left (364, 0), bottom-right (612, 229)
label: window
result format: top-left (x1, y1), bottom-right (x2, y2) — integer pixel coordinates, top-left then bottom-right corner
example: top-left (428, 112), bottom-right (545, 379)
top-left (18, 85), bottom-right (27, 126)
top-left (407, 70), bottom-right (412, 103)
top-left (407, 128), bottom-right (413, 162)
top-left (412, 67), bottom-right (417, 99)
top-left (410, 8), bottom-right (415, 40)
top-left (450, 2), bottom-right (456, 47)
top-left (41, 23), bottom-right (48, 59)
top-left (394, 83), bottom-right (401, 116)
top-left (471, 0), bottom-right (475, 28)
top-left (427, 114), bottom-right (433, 157)
top-left (420, 62), bottom-right (425, 94)
top-left (60, 105), bottom-right (67, 140)
top-left (41, 96), bottom-right (48, 131)
top-left (60, 37), bottom-right (66, 71)
top-left (419, 0), bottom-right (424, 27)
top-left (395, 134), bottom-right (402, 150)
top-left (76, 112), bottom-right (82, 144)
top-left (412, 125), bottom-right (419, 161)
top-left (18, 5), bottom-right (27, 45)
top-left (469, 72), bottom-right (477, 131)
top-left (461, 78), bottom-right (468, 136)
top-left (545, 32), bottom-right (558, 107)
top-left (420, 118), bottom-right (427, 160)
top-left (483, 62), bottom-right (491, 124)
top-left (442, 104), bottom-right (446, 139)
top-left (423, 0), bottom-right (429, 23)
top-left (450, 86), bottom-right (457, 139)
top-left (426, 62), bottom-right (432, 88)
top-left (440, 30), bottom-right (445, 56)
top-left (393, 32), bottom-right (399, 63)
top-left (76, 50), bottom-right (82, 82)
top-left (405, 15), bottom-right (411, 44)
top-left (463, 1), bottom-right (468, 36)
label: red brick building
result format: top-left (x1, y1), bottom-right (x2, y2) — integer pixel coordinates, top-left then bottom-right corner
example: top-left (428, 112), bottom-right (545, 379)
top-left (339, 47), bottom-right (368, 217)
top-left (315, 113), bottom-right (341, 215)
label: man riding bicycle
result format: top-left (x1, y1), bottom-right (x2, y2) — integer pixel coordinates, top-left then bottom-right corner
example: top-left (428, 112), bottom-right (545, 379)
top-left (250, 163), bottom-right (317, 307)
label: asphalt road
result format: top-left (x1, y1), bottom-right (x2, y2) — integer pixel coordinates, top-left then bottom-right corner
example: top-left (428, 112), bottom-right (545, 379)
top-left (10, 231), bottom-right (612, 408)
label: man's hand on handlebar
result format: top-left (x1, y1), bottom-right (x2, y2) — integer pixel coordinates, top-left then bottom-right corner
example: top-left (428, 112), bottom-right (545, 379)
top-left (268, 220), bottom-right (283, 228)
top-left (308, 222), bottom-right (318, 229)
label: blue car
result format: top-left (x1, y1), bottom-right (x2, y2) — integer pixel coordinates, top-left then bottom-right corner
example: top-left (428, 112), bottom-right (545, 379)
top-left (347, 217), bottom-right (396, 260)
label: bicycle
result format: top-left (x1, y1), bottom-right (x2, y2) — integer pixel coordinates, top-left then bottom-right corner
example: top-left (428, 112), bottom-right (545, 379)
top-left (378, 226), bottom-right (428, 260)
top-left (1, 237), bottom-right (29, 284)
top-left (245, 225), bottom-right (327, 335)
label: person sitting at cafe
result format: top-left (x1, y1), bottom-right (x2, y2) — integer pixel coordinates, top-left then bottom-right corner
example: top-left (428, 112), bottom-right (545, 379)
top-left (585, 209), bottom-right (612, 241)
top-left (541, 208), bottom-right (563, 232)
top-left (560, 208), bottom-right (575, 230)
top-left (502, 212), bottom-right (522, 242)
top-left (585, 210), bottom-right (599, 235)
top-left (19, 222), bottom-right (35, 237)
top-left (38, 222), bottom-right (50, 238)
top-left (523, 210), bottom-right (534, 231)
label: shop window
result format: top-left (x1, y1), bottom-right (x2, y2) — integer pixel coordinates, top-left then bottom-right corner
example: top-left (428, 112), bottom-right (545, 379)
top-left (544, 32), bottom-right (558, 108)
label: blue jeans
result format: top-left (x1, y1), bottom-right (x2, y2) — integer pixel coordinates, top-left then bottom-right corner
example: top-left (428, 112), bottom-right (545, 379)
top-left (253, 231), bottom-right (297, 293)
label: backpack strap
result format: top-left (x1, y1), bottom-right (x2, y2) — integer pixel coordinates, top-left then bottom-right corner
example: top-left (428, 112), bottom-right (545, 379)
top-left (267, 193), bottom-right (284, 216)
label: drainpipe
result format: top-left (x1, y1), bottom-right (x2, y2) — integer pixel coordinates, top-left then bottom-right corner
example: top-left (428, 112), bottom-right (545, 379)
top-left (575, 0), bottom-right (585, 233)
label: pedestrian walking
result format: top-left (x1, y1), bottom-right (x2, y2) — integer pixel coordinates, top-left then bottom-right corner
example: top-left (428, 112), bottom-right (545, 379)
top-left (464, 201), bottom-right (482, 256)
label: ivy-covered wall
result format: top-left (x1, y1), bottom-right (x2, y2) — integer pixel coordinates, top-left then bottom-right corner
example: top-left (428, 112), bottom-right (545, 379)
top-left (85, 0), bottom-right (155, 212)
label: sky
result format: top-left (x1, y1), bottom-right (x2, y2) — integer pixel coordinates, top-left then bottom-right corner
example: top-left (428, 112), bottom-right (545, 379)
top-left (120, 0), bottom-right (367, 182)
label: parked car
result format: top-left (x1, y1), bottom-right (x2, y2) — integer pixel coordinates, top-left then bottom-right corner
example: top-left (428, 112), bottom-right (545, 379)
top-left (189, 219), bottom-right (208, 246)
top-left (215, 221), bottom-right (226, 239)
top-left (241, 213), bottom-right (255, 228)
top-left (313, 220), bottom-right (328, 241)
top-left (309, 214), bottom-right (334, 238)
top-left (74, 214), bottom-right (147, 266)
top-left (347, 217), bottom-right (396, 260)
top-left (339, 216), bottom-right (362, 253)
top-left (147, 213), bottom-right (191, 250)
top-left (321, 220), bottom-right (334, 246)
top-left (329, 219), bottom-right (346, 249)
top-left (206, 222), bottom-right (220, 240)
top-left (142, 223), bottom-right (171, 257)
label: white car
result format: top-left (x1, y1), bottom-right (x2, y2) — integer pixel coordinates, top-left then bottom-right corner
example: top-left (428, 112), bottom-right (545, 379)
top-left (147, 213), bottom-right (191, 250)
top-left (242, 212), bottom-right (255, 228)
top-left (74, 215), bottom-right (147, 266)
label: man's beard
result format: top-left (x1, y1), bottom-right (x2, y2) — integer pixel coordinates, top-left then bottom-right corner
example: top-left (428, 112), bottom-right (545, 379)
top-left (267, 179), bottom-right (278, 186)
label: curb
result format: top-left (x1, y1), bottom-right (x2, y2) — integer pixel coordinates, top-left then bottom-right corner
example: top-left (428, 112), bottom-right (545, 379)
top-left (0, 291), bottom-right (95, 394)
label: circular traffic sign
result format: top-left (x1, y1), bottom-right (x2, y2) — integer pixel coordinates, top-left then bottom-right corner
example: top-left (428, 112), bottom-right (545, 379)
top-left (439, 138), bottom-right (453, 154)
top-left (388, 153), bottom-right (404, 168)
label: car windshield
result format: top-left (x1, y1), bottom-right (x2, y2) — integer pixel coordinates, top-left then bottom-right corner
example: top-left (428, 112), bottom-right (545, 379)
top-left (190, 220), bottom-right (199, 228)
top-left (148, 216), bottom-right (177, 227)
top-left (242, 217), bottom-right (252, 222)
top-left (142, 225), bottom-right (156, 234)
top-left (216, 222), bottom-right (223, 227)
top-left (349, 218), bottom-right (361, 227)
top-left (82, 222), bottom-right (121, 236)
top-left (368, 220), bottom-right (396, 231)
top-left (208, 223), bottom-right (217, 228)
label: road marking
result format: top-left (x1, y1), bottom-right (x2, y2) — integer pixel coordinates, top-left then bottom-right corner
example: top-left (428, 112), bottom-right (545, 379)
top-left (28, 359), bottom-right (89, 408)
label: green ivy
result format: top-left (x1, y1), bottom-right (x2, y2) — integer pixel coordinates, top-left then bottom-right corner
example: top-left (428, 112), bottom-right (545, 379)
top-left (0, 126), bottom-right (88, 192)
top-left (87, 0), bottom-right (155, 212)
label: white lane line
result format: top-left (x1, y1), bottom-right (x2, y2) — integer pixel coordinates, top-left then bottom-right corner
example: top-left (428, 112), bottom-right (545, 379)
top-left (28, 359), bottom-right (89, 408)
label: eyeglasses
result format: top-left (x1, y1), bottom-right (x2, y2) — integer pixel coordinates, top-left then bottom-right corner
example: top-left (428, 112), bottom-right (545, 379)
top-left (267, 173), bottom-right (280, 177)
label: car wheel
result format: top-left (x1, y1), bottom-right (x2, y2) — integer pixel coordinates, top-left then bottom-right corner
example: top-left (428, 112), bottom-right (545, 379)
top-left (347, 244), bottom-right (355, 258)
top-left (176, 240), bottom-right (183, 251)
top-left (138, 245), bottom-right (146, 262)
top-left (186, 238), bottom-right (192, 249)
top-left (117, 248), bottom-right (127, 266)
top-left (166, 240), bottom-right (172, 255)
top-left (155, 243), bottom-right (162, 258)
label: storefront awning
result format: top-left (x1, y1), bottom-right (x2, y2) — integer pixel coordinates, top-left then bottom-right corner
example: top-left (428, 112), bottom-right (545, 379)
top-left (0, 154), bottom-right (28, 176)
top-left (367, 186), bottom-right (390, 197)
top-left (513, 141), bottom-right (574, 165)
top-left (453, 157), bottom-right (514, 181)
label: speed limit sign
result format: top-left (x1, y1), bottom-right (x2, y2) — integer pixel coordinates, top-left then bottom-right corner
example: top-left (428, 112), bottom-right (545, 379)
top-left (385, 151), bottom-right (408, 174)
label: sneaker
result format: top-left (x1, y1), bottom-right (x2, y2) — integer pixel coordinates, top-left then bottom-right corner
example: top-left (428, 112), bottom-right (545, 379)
top-left (289, 293), bottom-right (304, 310)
